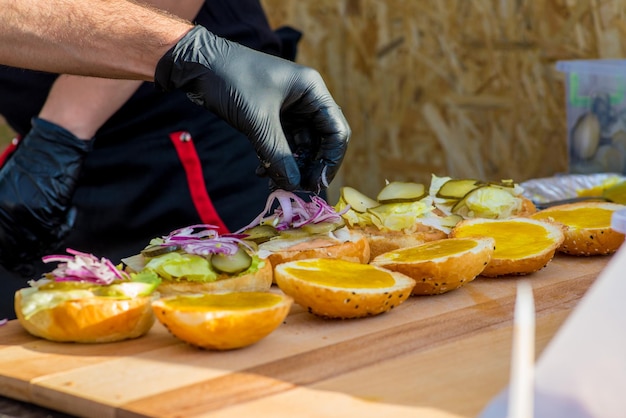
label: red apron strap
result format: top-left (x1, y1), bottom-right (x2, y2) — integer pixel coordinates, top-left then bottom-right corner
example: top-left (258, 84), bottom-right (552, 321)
top-left (168, 131), bottom-right (230, 234)
top-left (0, 136), bottom-right (21, 167)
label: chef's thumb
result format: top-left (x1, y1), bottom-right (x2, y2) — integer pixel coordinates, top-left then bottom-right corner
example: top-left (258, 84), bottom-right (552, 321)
top-left (249, 116), bottom-right (301, 191)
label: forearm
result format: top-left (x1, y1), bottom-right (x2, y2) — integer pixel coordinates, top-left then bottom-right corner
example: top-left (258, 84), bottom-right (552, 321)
top-left (0, 0), bottom-right (193, 80)
top-left (39, 76), bottom-right (143, 138)
top-left (38, 0), bottom-right (205, 138)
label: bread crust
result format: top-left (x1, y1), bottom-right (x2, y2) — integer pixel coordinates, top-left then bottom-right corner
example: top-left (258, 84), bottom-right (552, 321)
top-left (354, 226), bottom-right (448, 260)
top-left (152, 292), bottom-right (293, 350)
top-left (531, 201), bottom-right (626, 256)
top-left (14, 290), bottom-right (155, 343)
top-left (371, 237), bottom-right (495, 295)
top-left (274, 260), bottom-right (415, 319)
top-left (156, 259), bottom-right (273, 296)
top-left (518, 197), bottom-right (538, 217)
top-left (260, 230), bottom-right (371, 267)
top-left (450, 217), bottom-right (564, 277)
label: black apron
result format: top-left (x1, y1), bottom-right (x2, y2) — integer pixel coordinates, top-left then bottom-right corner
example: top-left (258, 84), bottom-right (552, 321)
top-left (0, 0), bottom-right (301, 320)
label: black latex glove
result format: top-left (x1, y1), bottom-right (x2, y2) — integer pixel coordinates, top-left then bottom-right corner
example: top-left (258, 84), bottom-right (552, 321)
top-left (155, 25), bottom-right (350, 192)
top-left (0, 118), bottom-right (92, 276)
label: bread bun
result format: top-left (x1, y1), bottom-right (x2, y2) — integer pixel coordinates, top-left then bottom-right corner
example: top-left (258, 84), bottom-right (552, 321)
top-left (519, 196), bottom-right (539, 217)
top-left (371, 237), bottom-right (495, 295)
top-left (274, 258), bottom-right (415, 319)
top-left (531, 201), bottom-right (626, 256)
top-left (156, 259), bottom-right (273, 296)
top-left (258, 227), bottom-right (370, 267)
top-left (429, 175), bottom-right (536, 219)
top-left (15, 289), bottom-right (155, 343)
top-left (352, 225), bottom-right (448, 260)
top-left (450, 217), bottom-right (564, 277)
top-left (124, 224), bottom-right (274, 297)
top-left (152, 292), bottom-right (293, 350)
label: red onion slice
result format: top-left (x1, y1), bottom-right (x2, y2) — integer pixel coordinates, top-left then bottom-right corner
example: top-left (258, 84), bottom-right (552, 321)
top-left (42, 248), bottom-right (130, 285)
top-left (237, 190), bottom-right (347, 233)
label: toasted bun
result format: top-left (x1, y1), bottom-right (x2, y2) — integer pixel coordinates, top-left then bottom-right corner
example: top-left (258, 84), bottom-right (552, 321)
top-left (157, 259), bottom-right (273, 297)
top-left (518, 196), bottom-right (538, 217)
top-left (531, 201), bottom-right (626, 256)
top-left (15, 290), bottom-right (155, 343)
top-left (258, 228), bottom-right (370, 267)
top-left (450, 217), bottom-right (564, 277)
top-left (152, 292), bottom-right (293, 350)
top-left (274, 258), bottom-right (415, 319)
top-left (352, 225), bottom-right (448, 260)
top-left (371, 237), bottom-right (495, 295)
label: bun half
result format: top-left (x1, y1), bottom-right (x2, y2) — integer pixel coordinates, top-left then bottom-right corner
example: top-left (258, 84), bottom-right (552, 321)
top-left (531, 201), bottom-right (626, 256)
top-left (259, 229), bottom-right (370, 267)
top-left (15, 290), bottom-right (155, 343)
top-left (156, 258), bottom-right (273, 296)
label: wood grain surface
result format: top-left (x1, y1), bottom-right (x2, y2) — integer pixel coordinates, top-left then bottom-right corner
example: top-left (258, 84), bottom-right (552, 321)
top-left (0, 254), bottom-right (608, 418)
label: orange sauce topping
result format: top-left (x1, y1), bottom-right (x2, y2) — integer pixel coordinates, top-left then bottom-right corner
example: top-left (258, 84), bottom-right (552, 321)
top-left (383, 239), bottom-right (477, 262)
top-left (454, 222), bottom-right (553, 259)
top-left (163, 292), bottom-right (282, 311)
top-left (283, 259), bottom-right (394, 288)
top-left (533, 207), bottom-right (613, 229)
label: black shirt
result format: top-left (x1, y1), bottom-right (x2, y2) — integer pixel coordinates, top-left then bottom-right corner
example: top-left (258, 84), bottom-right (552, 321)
top-left (0, 0), bottom-right (297, 320)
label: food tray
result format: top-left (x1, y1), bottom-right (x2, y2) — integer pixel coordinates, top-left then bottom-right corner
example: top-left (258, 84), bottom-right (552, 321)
top-left (520, 173), bottom-right (626, 204)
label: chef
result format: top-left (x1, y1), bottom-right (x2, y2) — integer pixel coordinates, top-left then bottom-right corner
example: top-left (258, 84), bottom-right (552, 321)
top-left (0, 0), bottom-right (350, 320)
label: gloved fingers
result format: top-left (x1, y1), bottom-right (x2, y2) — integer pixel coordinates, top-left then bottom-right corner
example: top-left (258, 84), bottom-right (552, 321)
top-left (281, 71), bottom-right (351, 191)
top-left (310, 105), bottom-right (350, 189)
top-left (249, 115), bottom-right (301, 191)
top-left (0, 118), bottom-right (91, 275)
top-left (281, 107), bottom-right (350, 192)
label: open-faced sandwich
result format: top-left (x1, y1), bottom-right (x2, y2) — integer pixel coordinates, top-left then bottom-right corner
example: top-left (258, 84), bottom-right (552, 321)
top-left (237, 190), bottom-right (370, 268)
top-left (531, 201), bottom-right (626, 255)
top-left (122, 224), bottom-right (273, 296)
top-left (450, 217), bottom-right (564, 277)
top-left (334, 181), bottom-right (458, 259)
top-left (274, 258), bottom-right (415, 319)
top-left (370, 236), bottom-right (495, 295)
top-left (15, 249), bottom-right (160, 343)
top-left (429, 174), bottom-right (536, 219)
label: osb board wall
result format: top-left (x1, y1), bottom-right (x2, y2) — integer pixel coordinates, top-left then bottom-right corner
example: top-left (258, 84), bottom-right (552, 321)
top-left (1, 1), bottom-right (624, 201)
top-left (261, 0), bottom-right (626, 200)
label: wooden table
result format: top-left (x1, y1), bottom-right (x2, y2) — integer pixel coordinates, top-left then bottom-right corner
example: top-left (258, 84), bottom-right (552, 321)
top-left (0, 254), bottom-right (608, 418)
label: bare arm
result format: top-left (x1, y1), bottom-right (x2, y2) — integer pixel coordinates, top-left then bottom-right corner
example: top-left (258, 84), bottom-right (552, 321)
top-left (39, 76), bottom-right (143, 138)
top-left (0, 0), bottom-right (194, 80)
top-left (38, 0), bottom-right (204, 138)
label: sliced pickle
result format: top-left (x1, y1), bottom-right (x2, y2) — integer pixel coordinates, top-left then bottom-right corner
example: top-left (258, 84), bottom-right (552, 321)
top-left (242, 224), bottom-right (279, 244)
top-left (376, 181), bottom-right (427, 203)
top-left (436, 179), bottom-right (482, 199)
top-left (278, 228), bottom-right (311, 239)
top-left (440, 213), bottom-right (464, 227)
top-left (210, 247), bottom-right (252, 274)
top-left (301, 218), bottom-right (346, 235)
top-left (496, 179), bottom-right (515, 188)
top-left (141, 244), bottom-right (181, 258)
top-left (39, 281), bottom-right (99, 291)
top-left (340, 186), bottom-right (379, 213)
top-left (451, 184), bottom-right (514, 214)
top-left (451, 185), bottom-right (486, 214)
top-left (485, 180), bottom-right (516, 189)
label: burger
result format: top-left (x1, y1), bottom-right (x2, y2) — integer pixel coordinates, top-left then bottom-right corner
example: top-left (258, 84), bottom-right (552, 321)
top-left (15, 249), bottom-right (160, 343)
top-left (236, 190), bottom-right (370, 268)
top-left (122, 224), bottom-right (273, 296)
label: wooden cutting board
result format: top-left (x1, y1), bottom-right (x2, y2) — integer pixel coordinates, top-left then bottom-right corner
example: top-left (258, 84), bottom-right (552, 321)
top-left (0, 254), bottom-right (609, 418)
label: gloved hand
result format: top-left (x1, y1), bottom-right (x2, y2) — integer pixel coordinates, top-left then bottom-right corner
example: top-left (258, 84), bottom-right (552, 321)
top-left (155, 25), bottom-right (350, 192)
top-left (0, 118), bottom-right (92, 276)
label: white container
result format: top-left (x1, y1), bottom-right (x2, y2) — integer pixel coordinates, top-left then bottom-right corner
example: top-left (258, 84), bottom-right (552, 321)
top-left (611, 208), bottom-right (626, 233)
top-left (556, 60), bottom-right (626, 175)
